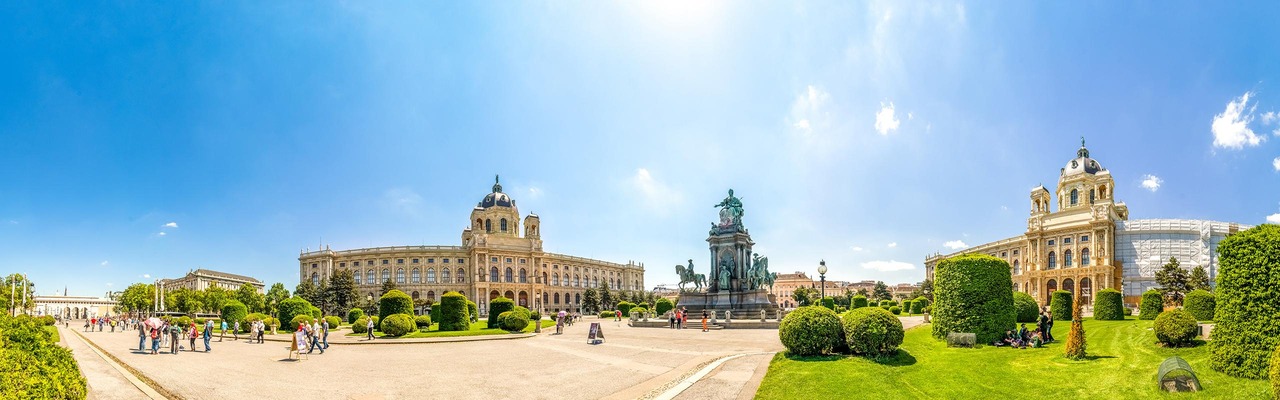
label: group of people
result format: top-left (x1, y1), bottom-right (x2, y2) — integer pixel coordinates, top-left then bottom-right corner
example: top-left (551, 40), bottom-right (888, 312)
top-left (992, 309), bottom-right (1057, 349)
top-left (137, 319), bottom-right (213, 355)
top-left (667, 307), bottom-right (689, 329)
top-left (83, 317), bottom-right (121, 332)
top-left (296, 319), bottom-right (329, 354)
top-left (555, 310), bottom-right (578, 334)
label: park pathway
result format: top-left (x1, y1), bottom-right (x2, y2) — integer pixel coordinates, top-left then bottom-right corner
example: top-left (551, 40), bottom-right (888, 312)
top-left (59, 326), bottom-right (162, 400)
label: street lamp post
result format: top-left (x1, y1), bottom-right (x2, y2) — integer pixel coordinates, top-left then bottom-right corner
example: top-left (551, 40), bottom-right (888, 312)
top-left (817, 260), bottom-right (829, 300)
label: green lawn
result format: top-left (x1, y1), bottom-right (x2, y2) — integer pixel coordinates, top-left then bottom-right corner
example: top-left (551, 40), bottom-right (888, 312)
top-left (45, 325), bottom-right (60, 342)
top-left (344, 319), bottom-right (556, 339)
top-left (756, 318), bottom-right (1270, 399)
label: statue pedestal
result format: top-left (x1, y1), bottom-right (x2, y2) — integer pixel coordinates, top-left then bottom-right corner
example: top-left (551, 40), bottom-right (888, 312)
top-left (676, 289), bottom-right (778, 317)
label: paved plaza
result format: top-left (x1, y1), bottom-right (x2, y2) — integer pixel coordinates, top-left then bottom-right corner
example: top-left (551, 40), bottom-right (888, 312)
top-left (63, 317), bottom-right (806, 400)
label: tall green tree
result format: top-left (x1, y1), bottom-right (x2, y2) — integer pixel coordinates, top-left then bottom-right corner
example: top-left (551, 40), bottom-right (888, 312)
top-left (599, 281), bottom-right (614, 311)
top-left (234, 283), bottom-right (265, 313)
top-left (379, 279), bottom-right (398, 296)
top-left (1155, 256), bottom-right (1190, 305)
top-left (202, 286), bottom-right (229, 314)
top-left (117, 283), bottom-right (155, 314)
top-left (312, 278), bottom-right (332, 314)
top-left (326, 269), bottom-right (358, 315)
top-left (1188, 265), bottom-right (1211, 292)
top-left (873, 281), bottom-right (892, 301)
top-left (265, 283), bottom-right (290, 316)
top-left (791, 286), bottom-right (817, 306)
top-left (295, 280), bottom-right (319, 305)
top-left (581, 288), bottom-right (600, 313)
top-left (2, 274), bottom-right (36, 313)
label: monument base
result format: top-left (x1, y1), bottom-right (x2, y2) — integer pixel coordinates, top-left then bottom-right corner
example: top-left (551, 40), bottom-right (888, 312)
top-left (675, 289), bottom-right (779, 318)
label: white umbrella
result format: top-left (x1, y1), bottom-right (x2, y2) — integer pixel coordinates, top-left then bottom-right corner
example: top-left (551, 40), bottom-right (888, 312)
top-left (145, 317), bottom-right (163, 330)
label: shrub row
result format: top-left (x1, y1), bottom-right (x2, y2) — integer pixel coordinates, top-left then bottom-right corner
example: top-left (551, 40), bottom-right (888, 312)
top-left (0, 315), bottom-right (87, 399)
top-left (778, 306), bottom-right (903, 357)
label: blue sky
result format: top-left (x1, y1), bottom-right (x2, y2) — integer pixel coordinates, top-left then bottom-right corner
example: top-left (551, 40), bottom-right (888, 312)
top-left (2, 2), bottom-right (1279, 296)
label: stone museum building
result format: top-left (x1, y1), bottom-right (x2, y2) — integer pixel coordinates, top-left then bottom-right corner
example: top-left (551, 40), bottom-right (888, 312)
top-left (159, 269), bottom-right (265, 293)
top-left (297, 176), bottom-right (645, 314)
top-left (924, 140), bottom-right (1249, 306)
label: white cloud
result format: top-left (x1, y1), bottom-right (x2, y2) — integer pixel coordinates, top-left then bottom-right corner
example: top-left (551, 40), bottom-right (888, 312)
top-left (1263, 111), bottom-right (1277, 125)
top-left (789, 85), bottom-right (830, 135)
top-left (632, 168), bottom-right (682, 212)
top-left (874, 101), bottom-right (901, 135)
top-left (943, 240), bottom-right (968, 250)
top-left (156, 231), bottom-right (167, 236)
top-left (162, 222), bottom-right (178, 228)
top-left (1267, 213), bottom-right (1280, 224)
top-left (860, 260), bottom-right (915, 272)
top-left (100, 261), bottom-right (109, 266)
top-left (1212, 91), bottom-right (1264, 149)
top-left (851, 246), bottom-right (864, 252)
top-left (140, 274), bottom-right (151, 279)
top-left (1273, 157), bottom-right (1280, 172)
top-left (1140, 174), bottom-right (1163, 192)
top-left (887, 242), bottom-right (897, 248)
top-left (381, 187), bottom-right (424, 216)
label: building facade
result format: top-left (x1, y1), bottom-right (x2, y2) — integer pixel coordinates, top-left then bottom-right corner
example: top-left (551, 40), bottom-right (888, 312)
top-left (34, 295), bottom-right (117, 319)
top-left (297, 176), bottom-right (645, 315)
top-left (924, 140), bottom-right (1247, 306)
top-left (773, 271), bottom-right (814, 309)
top-left (159, 269), bottom-right (265, 293)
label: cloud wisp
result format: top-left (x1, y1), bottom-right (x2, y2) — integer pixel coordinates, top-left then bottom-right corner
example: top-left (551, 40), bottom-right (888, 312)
top-left (874, 101), bottom-right (901, 135)
top-left (1140, 174), bottom-right (1163, 192)
top-left (943, 240), bottom-right (968, 250)
top-left (1212, 91), bottom-right (1263, 149)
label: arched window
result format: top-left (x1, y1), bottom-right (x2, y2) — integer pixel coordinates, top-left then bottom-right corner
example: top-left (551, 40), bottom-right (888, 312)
top-left (519, 268), bottom-right (528, 283)
top-left (1064, 249), bottom-right (1073, 267)
top-left (396, 268), bottom-right (406, 284)
top-left (354, 271), bottom-right (362, 285)
top-left (1048, 252), bottom-right (1056, 269)
top-left (381, 269), bottom-right (390, 283)
top-left (1081, 248), bottom-right (1090, 266)
top-left (542, 292), bottom-right (548, 306)
top-left (554, 293), bottom-right (560, 304)
top-left (500, 218), bottom-right (508, 232)
top-left (489, 267), bottom-right (499, 283)
top-left (311, 272), bottom-right (319, 285)
top-left (1070, 189), bottom-right (1078, 205)
top-left (1089, 189), bottom-right (1096, 204)
top-left (561, 274), bottom-right (568, 286)
top-left (1013, 259), bottom-right (1021, 275)
top-left (441, 268), bottom-right (451, 283)
top-left (366, 270), bottom-right (375, 285)
top-left (542, 272), bottom-right (548, 284)
top-left (427, 291), bottom-right (435, 301)
top-left (485, 219), bottom-right (492, 233)
top-left (505, 268), bottom-right (513, 283)
top-left (411, 268), bottom-right (421, 283)
top-left (575, 293), bottom-right (581, 304)
top-left (411, 291), bottom-right (420, 299)
top-left (574, 275), bottom-right (580, 287)
top-left (457, 268), bottom-right (465, 283)
top-left (427, 268), bottom-right (437, 283)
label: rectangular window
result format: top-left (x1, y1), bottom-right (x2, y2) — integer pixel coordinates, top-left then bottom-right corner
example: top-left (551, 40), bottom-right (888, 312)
top-left (1047, 240), bottom-right (1055, 246)
top-left (367, 260), bottom-right (374, 266)
top-left (441, 258), bottom-right (448, 264)
top-left (1063, 237), bottom-right (1072, 244)
top-left (382, 260), bottom-right (389, 265)
top-left (311, 263), bottom-right (317, 268)
top-left (520, 259), bottom-right (527, 264)
top-left (340, 262), bottom-right (346, 268)
top-left (1081, 235), bottom-right (1089, 242)
top-left (428, 258), bottom-right (435, 263)
top-left (397, 258), bottom-right (405, 264)
top-left (1013, 250), bottom-right (1019, 256)
top-left (412, 258), bottom-right (419, 264)
top-left (354, 261), bottom-right (361, 267)
top-left (491, 257), bottom-right (499, 263)
top-left (506, 258), bottom-right (513, 263)
top-left (1001, 252), bottom-right (1007, 258)
top-left (458, 259), bottom-right (465, 264)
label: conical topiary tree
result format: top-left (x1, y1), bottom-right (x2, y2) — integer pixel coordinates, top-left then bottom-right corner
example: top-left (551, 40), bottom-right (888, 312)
top-left (1063, 299), bottom-right (1087, 360)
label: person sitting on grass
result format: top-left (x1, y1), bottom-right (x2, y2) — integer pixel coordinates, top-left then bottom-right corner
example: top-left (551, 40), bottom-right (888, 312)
top-left (994, 330), bottom-right (1013, 347)
top-left (1029, 330), bottom-right (1044, 348)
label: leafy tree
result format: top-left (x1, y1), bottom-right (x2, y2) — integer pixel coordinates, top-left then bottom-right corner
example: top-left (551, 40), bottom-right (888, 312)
top-left (599, 281), bottom-right (614, 311)
top-left (265, 283), bottom-right (290, 317)
top-left (582, 288), bottom-right (600, 313)
top-left (792, 286), bottom-right (817, 307)
top-left (295, 280), bottom-right (319, 305)
top-left (856, 288), bottom-right (869, 297)
top-left (873, 281), bottom-right (892, 301)
top-left (312, 278), bottom-right (332, 314)
top-left (1188, 265), bottom-right (1212, 292)
top-left (234, 283), bottom-right (265, 313)
top-left (379, 278), bottom-right (398, 296)
top-left (920, 279), bottom-right (934, 301)
top-left (117, 283), bottom-right (155, 314)
top-left (326, 269), bottom-right (358, 315)
top-left (1155, 257), bottom-right (1190, 305)
top-left (202, 286), bottom-right (229, 314)
top-left (1, 274), bottom-right (36, 313)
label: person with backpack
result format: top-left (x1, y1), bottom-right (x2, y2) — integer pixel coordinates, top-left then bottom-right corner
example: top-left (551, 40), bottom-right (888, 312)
top-left (203, 319), bottom-right (214, 352)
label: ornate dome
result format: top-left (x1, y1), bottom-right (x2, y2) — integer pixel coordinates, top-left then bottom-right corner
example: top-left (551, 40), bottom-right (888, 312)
top-left (478, 175), bottom-right (515, 208)
top-left (1062, 138), bottom-right (1104, 176)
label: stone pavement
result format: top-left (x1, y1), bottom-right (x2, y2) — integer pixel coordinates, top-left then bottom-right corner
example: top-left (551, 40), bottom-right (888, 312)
top-left (75, 317), bottom-right (783, 400)
top-left (58, 326), bottom-right (161, 400)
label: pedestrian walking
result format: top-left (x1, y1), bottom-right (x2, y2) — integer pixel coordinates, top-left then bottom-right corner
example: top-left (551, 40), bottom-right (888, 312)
top-left (188, 322), bottom-right (198, 352)
top-left (203, 319), bottom-right (214, 352)
top-left (321, 318), bottom-right (330, 349)
top-left (220, 320), bottom-right (228, 342)
top-left (137, 321), bottom-right (147, 351)
top-left (169, 323), bottom-right (180, 354)
top-left (701, 311), bottom-right (708, 332)
top-left (256, 320), bottom-right (265, 343)
top-left (233, 321), bottom-right (240, 341)
top-left (365, 317), bottom-right (375, 341)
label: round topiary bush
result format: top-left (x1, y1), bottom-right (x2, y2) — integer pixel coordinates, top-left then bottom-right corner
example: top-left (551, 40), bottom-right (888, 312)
top-left (1211, 225), bottom-right (1280, 379)
top-left (1092, 288), bottom-right (1124, 321)
top-left (778, 306), bottom-right (845, 356)
top-left (910, 297), bottom-right (929, 314)
top-left (655, 298), bottom-right (674, 316)
top-left (1184, 289), bottom-right (1215, 321)
top-left (439, 291), bottom-right (471, 332)
top-left (347, 308), bottom-right (364, 324)
top-left (822, 297), bottom-right (836, 310)
top-left (497, 308), bottom-right (530, 331)
top-left (241, 312), bottom-right (268, 333)
top-left (175, 316), bottom-right (192, 328)
top-left (221, 300), bottom-right (248, 327)
top-left (1012, 291), bottom-right (1038, 323)
top-left (351, 316), bottom-right (369, 334)
top-left (888, 306), bottom-right (901, 315)
top-left (842, 307), bottom-right (904, 356)
top-left (616, 301), bottom-right (634, 317)
top-left (289, 314), bottom-right (315, 330)
top-left (466, 300), bottom-right (479, 323)
top-left (852, 296), bottom-right (868, 309)
top-left (599, 310), bottom-right (614, 319)
top-left (931, 254), bottom-right (1016, 344)
top-left (1050, 290), bottom-right (1072, 321)
top-left (488, 297), bottom-right (515, 328)
top-left (1154, 309), bottom-right (1199, 347)
top-left (378, 290), bottom-right (415, 322)
top-left (629, 307), bottom-right (648, 319)
top-left (371, 315), bottom-right (379, 327)
top-left (264, 317), bottom-right (280, 330)
top-left (529, 309), bottom-right (541, 322)
top-left (415, 315), bottom-right (432, 330)
top-left (277, 296), bottom-right (314, 331)
top-left (380, 314), bottom-right (415, 337)
top-left (1139, 289), bottom-right (1163, 320)
top-left (324, 316), bottom-right (341, 328)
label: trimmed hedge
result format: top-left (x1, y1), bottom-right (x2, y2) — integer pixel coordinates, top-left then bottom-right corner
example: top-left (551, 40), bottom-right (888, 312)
top-left (323, 316), bottom-right (341, 328)
top-left (380, 314), bottom-right (415, 337)
top-left (852, 296), bottom-right (869, 309)
top-left (778, 306), bottom-right (845, 356)
top-left (498, 306), bottom-right (531, 331)
top-left (822, 297), bottom-right (836, 310)
top-left (1013, 291), bottom-right (1039, 323)
top-left (1270, 343), bottom-right (1280, 399)
top-left (221, 300), bottom-right (248, 328)
top-left (0, 315), bottom-right (87, 399)
top-left (655, 298), bottom-right (674, 316)
top-left (1154, 309), bottom-right (1199, 347)
top-left (598, 311), bottom-right (614, 319)
top-left (910, 297), bottom-right (929, 314)
top-left (414, 315), bottom-right (432, 329)
top-left (1184, 289), bottom-right (1215, 321)
top-left (439, 292), bottom-right (470, 332)
top-left (466, 300), bottom-right (479, 323)
top-left (289, 314), bottom-right (315, 330)
top-left (241, 312), bottom-right (268, 333)
top-left (842, 307), bottom-right (904, 356)
top-left (1139, 289), bottom-right (1163, 320)
top-left (931, 254), bottom-right (1016, 344)
top-left (308, 306), bottom-right (322, 319)
top-left (1211, 224), bottom-right (1280, 379)
top-left (888, 306), bottom-right (901, 315)
top-left (1092, 289), bottom-right (1124, 321)
top-left (347, 308), bottom-right (364, 324)
top-left (277, 297), bottom-right (314, 331)
top-left (352, 316), bottom-right (369, 334)
top-left (617, 301), bottom-right (635, 317)
top-left (1050, 291), bottom-right (1072, 321)
top-left (488, 297), bottom-right (515, 328)
top-left (378, 290), bottom-right (414, 323)
top-left (630, 307), bottom-right (648, 319)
